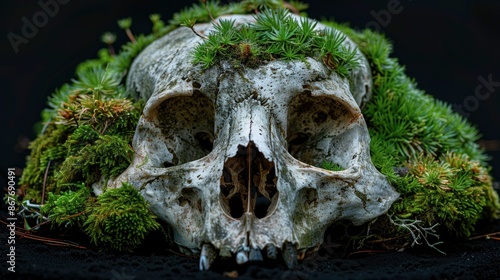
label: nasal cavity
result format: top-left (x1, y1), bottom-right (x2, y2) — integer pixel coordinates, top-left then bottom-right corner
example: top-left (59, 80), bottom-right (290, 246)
top-left (219, 142), bottom-right (279, 220)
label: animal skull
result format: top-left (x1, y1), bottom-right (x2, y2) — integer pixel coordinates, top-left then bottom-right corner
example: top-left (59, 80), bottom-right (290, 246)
top-left (103, 14), bottom-right (399, 269)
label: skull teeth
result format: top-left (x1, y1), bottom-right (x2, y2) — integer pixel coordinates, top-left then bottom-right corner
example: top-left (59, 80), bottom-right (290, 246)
top-left (199, 244), bottom-right (217, 271)
top-left (198, 243), bottom-right (300, 270)
top-left (265, 244), bottom-right (278, 260)
top-left (236, 249), bottom-right (249, 264)
top-left (249, 247), bottom-right (263, 262)
top-left (282, 242), bottom-right (298, 269)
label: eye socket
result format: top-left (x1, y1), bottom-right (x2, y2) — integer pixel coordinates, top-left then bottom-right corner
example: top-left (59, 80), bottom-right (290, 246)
top-left (195, 131), bottom-right (214, 153)
top-left (287, 91), bottom-right (360, 169)
top-left (156, 90), bottom-right (215, 167)
top-left (288, 133), bottom-right (310, 147)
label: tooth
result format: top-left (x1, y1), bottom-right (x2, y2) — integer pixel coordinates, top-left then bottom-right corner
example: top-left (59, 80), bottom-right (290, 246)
top-left (199, 256), bottom-right (209, 271)
top-left (282, 242), bottom-right (298, 269)
top-left (249, 247), bottom-right (263, 261)
top-left (236, 250), bottom-right (249, 264)
top-left (199, 244), bottom-right (217, 271)
top-left (265, 244), bottom-right (278, 260)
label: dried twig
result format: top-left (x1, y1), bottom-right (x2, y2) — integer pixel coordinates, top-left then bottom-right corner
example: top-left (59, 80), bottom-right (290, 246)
top-left (41, 160), bottom-right (51, 205)
top-left (17, 230), bottom-right (86, 249)
top-left (19, 219), bottom-right (51, 240)
top-left (469, 231), bottom-right (500, 240)
top-left (0, 220), bottom-right (86, 249)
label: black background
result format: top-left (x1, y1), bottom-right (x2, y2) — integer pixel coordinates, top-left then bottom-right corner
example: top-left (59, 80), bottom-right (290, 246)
top-left (1, 1), bottom-right (499, 185)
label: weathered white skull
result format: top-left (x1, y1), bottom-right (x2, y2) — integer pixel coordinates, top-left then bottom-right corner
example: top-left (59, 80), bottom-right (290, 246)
top-left (104, 14), bottom-right (399, 269)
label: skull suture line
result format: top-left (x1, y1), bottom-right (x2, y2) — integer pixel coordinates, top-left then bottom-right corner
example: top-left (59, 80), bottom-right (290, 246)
top-left (102, 14), bottom-right (399, 270)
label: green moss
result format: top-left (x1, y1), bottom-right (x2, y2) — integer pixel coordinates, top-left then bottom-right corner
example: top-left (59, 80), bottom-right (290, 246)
top-left (241, 0), bottom-right (283, 12)
top-left (388, 153), bottom-right (496, 237)
top-left (56, 134), bottom-right (134, 187)
top-left (84, 183), bottom-right (160, 251)
top-left (41, 183), bottom-right (92, 228)
top-left (39, 182), bottom-right (160, 252)
top-left (21, 64), bottom-right (142, 203)
top-left (20, 125), bottom-right (73, 203)
top-left (170, 0), bottom-right (234, 26)
top-left (192, 8), bottom-right (360, 77)
top-left (320, 161), bottom-right (344, 171)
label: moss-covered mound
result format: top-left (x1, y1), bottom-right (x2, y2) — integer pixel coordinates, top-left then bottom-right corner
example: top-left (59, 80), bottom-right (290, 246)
top-left (15, 0), bottom-right (499, 252)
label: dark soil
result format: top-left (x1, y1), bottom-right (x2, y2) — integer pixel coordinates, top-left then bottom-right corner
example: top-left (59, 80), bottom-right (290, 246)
top-left (2, 218), bottom-right (499, 280)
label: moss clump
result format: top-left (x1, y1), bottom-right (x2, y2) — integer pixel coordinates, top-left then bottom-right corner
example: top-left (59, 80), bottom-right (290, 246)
top-left (19, 65), bottom-right (143, 202)
top-left (41, 183), bottom-right (92, 228)
top-left (391, 153), bottom-right (499, 237)
top-left (191, 8), bottom-right (360, 77)
top-left (57, 133), bottom-right (134, 186)
top-left (39, 182), bottom-right (159, 252)
top-left (20, 125), bottom-right (72, 203)
top-left (170, 0), bottom-right (239, 26)
top-left (84, 183), bottom-right (160, 252)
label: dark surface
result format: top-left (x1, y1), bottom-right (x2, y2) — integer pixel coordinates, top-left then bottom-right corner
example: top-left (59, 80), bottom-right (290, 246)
top-left (1, 219), bottom-right (500, 279)
top-left (1, 0), bottom-right (500, 279)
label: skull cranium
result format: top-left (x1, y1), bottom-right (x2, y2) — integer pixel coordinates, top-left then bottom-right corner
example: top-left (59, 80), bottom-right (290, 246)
top-left (102, 14), bottom-right (399, 269)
